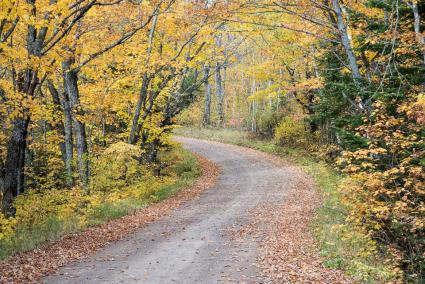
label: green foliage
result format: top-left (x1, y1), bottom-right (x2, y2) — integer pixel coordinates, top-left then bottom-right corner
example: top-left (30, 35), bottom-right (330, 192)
top-left (307, 2), bottom-right (425, 280)
top-left (86, 200), bottom-right (140, 226)
top-left (336, 98), bottom-right (425, 281)
top-left (255, 111), bottom-right (284, 138)
top-left (167, 150), bottom-right (202, 180)
top-left (0, 214), bottom-right (81, 259)
top-left (305, 162), bottom-right (399, 283)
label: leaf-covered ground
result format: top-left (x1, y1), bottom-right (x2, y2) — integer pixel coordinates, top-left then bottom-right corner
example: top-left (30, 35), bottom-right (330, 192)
top-left (0, 155), bottom-right (220, 283)
top-left (227, 146), bottom-right (351, 283)
top-left (2, 139), bottom-right (352, 283)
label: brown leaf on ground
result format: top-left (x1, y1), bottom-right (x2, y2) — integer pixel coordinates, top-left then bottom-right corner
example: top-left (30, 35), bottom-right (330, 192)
top-left (0, 155), bottom-right (220, 284)
top-left (236, 148), bottom-right (351, 284)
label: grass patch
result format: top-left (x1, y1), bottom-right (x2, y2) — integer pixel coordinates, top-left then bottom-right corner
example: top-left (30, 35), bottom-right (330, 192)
top-left (0, 147), bottom-right (201, 260)
top-left (175, 126), bottom-right (395, 283)
top-left (151, 149), bottom-right (202, 202)
top-left (86, 199), bottom-right (142, 226)
top-left (0, 215), bottom-right (81, 259)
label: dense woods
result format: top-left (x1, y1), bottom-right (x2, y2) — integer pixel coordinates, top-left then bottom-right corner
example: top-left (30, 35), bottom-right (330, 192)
top-left (0, 0), bottom-right (423, 282)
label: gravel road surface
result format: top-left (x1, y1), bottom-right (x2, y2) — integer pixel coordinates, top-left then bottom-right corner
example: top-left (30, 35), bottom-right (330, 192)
top-left (44, 137), bottom-right (297, 284)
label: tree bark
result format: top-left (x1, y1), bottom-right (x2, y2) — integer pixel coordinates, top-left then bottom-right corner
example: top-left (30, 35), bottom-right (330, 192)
top-left (61, 89), bottom-right (74, 186)
top-left (406, 1), bottom-right (425, 65)
top-left (203, 64), bottom-right (212, 126)
top-left (63, 58), bottom-right (89, 188)
top-left (47, 80), bottom-right (74, 186)
top-left (250, 79), bottom-right (257, 132)
top-left (1, 0), bottom-right (89, 214)
top-left (1, 117), bottom-right (30, 217)
top-left (132, 72), bottom-right (175, 148)
top-left (331, 0), bottom-right (362, 82)
top-left (128, 12), bottom-right (159, 144)
top-left (1, 8), bottom-right (39, 215)
top-left (129, 73), bottom-right (151, 144)
top-left (216, 62), bottom-right (224, 126)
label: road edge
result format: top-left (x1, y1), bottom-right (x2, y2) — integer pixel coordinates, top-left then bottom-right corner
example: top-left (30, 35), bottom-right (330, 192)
top-left (0, 154), bottom-right (220, 284)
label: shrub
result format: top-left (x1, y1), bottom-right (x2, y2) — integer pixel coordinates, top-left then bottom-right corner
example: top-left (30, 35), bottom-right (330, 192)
top-left (274, 117), bottom-right (309, 146)
top-left (256, 111), bottom-right (283, 138)
top-left (90, 142), bottom-right (143, 193)
top-left (337, 99), bottom-right (425, 281)
top-left (0, 213), bottom-right (16, 241)
top-left (0, 144), bottom-right (200, 260)
top-left (176, 100), bottom-right (204, 127)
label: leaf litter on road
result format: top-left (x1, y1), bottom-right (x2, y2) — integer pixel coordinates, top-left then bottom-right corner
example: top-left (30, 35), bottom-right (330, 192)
top-left (227, 147), bottom-right (351, 284)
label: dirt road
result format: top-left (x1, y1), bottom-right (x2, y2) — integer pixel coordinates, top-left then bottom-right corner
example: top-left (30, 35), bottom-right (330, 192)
top-left (43, 137), bottom-right (311, 284)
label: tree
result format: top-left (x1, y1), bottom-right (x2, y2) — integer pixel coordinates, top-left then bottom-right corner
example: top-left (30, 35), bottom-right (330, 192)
top-left (203, 63), bottom-right (212, 126)
top-left (0, 0), bottom-right (170, 213)
top-left (0, 0), bottom-right (98, 215)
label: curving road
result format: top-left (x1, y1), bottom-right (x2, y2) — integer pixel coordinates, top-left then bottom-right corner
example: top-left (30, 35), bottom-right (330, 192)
top-left (44, 137), bottom-right (298, 284)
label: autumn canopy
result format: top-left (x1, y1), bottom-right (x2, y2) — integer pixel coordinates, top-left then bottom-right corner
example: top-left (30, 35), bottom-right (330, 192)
top-left (0, 0), bottom-right (424, 281)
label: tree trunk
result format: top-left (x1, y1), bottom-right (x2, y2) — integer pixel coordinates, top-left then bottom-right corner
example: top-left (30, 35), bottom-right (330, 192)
top-left (216, 63), bottom-right (224, 126)
top-left (101, 115), bottom-right (106, 146)
top-left (407, 1), bottom-right (425, 65)
top-left (131, 83), bottom-right (164, 146)
top-left (129, 73), bottom-right (151, 144)
top-left (147, 138), bottom-right (160, 164)
top-left (251, 100), bottom-right (257, 132)
top-left (129, 12), bottom-right (158, 144)
top-left (47, 80), bottom-right (66, 157)
top-left (203, 64), bottom-right (212, 126)
top-left (332, 0), bottom-right (362, 83)
top-left (63, 59), bottom-right (89, 189)
top-left (1, 10), bottom-right (44, 215)
top-left (61, 90), bottom-right (74, 186)
top-left (133, 73), bottom-right (175, 147)
top-left (250, 79), bottom-right (257, 132)
top-left (47, 80), bottom-right (74, 186)
top-left (1, 117), bottom-right (30, 217)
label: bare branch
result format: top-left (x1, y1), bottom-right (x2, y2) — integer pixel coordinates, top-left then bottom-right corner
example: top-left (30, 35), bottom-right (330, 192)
top-left (74, 0), bottom-right (175, 70)
top-left (1, 17), bottom-right (20, 43)
top-left (222, 18), bottom-right (340, 43)
top-left (42, 0), bottom-right (97, 54)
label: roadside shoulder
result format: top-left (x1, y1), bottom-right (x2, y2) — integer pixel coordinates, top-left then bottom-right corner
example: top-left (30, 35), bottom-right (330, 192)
top-left (0, 154), bottom-right (220, 283)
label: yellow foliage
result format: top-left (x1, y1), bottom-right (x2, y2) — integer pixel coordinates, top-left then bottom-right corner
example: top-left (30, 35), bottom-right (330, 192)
top-left (0, 214), bottom-right (17, 241)
top-left (90, 142), bottom-right (144, 193)
top-left (274, 117), bottom-right (309, 146)
top-left (0, 144), bottom-right (196, 259)
top-left (337, 98), bottom-right (424, 277)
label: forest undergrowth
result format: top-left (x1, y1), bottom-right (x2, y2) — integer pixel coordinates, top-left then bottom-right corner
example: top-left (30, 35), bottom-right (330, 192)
top-left (0, 145), bottom-right (201, 260)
